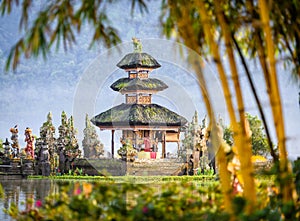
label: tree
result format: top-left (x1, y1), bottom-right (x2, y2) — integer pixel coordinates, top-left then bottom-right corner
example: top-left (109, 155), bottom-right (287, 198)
top-left (246, 113), bottom-right (270, 157)
top-left (223, 126), bottom-right (233, 147)
top-left (56, 112), bottom-right (80, 156)
top-left (0, 0), bottom-right (147, 70)
top-left (223, 113), bottom-right (271, 157)
top-left (56, 111), bottom-right (81, 173)
top-left (0, 139), bottom-right (3, 153)
top-left (82, 114), bottom-right (104, 158)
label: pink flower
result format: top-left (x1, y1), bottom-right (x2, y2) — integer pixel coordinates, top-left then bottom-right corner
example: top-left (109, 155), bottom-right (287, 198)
top-left (35, 200), bottom-right (42, 208)
top-left (75, 187), bottom-right (81, 195)
top-left (73, 183), bottom-right (82, 195)
top-left (142, 206), bottom-right (149, 214)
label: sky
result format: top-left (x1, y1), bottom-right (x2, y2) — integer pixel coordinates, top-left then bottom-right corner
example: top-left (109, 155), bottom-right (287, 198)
top-left (0, 1), bottom-right (299, 159)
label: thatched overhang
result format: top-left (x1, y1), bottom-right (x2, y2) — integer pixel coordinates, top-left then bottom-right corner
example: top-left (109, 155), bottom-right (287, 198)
top-left (117, 53), bottom-right (161, 69)
top-left (91, 103), bottom-right (187, 129)
top-left (110, 78), bottom-right (168, 92)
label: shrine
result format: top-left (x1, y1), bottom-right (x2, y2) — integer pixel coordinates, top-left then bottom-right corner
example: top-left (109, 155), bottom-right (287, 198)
top-left (91, 39), bottom-right (187, 159)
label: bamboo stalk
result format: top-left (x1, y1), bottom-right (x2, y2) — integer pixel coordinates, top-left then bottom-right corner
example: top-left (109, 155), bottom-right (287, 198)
top-left (215, 2), bottom-right (256, 212)
top-left (196, 1), bottom-right (242, 215)
top-left (167, 1), bottom-right (215, 126)
top-left (246, 0), bottom-right (272, 94)
top-left (217, 139), bottom-right (234, 215)
top-left (258, 0), bottom-right (297, 202)
top-left (232, 34), bottom-right (278, 162)
top-left (196, 2), bottom-right (238, 131)
top-left (168, 1), bottom-right (235, 214)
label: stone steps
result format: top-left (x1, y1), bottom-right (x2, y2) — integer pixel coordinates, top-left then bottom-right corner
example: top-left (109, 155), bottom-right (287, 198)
top-left (126, 159), bottom-right (184, 176)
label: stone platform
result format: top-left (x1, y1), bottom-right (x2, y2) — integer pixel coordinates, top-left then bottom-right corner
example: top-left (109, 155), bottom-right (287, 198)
top-left (0, 159), bottom-right (35, 178)
top-left (73, 158), bottom-right (127, 176)
top-left (73, 158), bottom-right (185, 176)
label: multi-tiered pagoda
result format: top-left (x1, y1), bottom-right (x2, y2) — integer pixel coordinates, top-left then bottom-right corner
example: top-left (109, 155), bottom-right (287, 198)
top-left (91, 39), bottom-right (187, 158)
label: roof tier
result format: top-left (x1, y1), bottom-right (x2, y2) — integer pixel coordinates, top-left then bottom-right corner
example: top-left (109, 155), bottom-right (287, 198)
top-left (110, 78), bottom-right (168, 92)
top-left (117, 52), bottom-right (161, 70)
top-left (91, 103), bottom-right (187, 127)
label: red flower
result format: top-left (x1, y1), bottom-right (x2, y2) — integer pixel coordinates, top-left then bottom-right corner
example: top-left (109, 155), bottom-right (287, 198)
top-left (142, 206), bottom-right (149, 214)
top-left (73, 183), bottom-right (82, 195)
top-left (35, 200), bottom-right (42, 208)
top-left (75, 187), bottom-right (81, 195)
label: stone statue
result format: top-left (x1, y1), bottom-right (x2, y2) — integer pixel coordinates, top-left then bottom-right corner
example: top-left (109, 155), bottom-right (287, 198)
top-left (132, 37), bottom-right (142, 52)
top-left (39, 143), bottom-right (51, 176)
top-left (10, 125), bottom-right (20, 158)
top-left (24, 127), bottom-right (35, 159)
top-left (58, 146), bottom-right (66, 174)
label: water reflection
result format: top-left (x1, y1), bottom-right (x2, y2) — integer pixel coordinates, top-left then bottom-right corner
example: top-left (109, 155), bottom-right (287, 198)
top-left (0, 179), bottom-right (59, 221)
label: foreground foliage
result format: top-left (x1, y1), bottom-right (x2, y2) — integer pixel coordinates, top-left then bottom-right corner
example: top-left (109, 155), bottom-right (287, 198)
top-left (5, 176), bottom-right (300, 221)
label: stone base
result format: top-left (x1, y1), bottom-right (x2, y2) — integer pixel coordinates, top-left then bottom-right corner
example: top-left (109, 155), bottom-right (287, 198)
top-left (73, 158), bottom-right (184, 176)
top-left (0, 158), bottom-right (35, 178)
top-left (73, 158), bottom-right (127, 176)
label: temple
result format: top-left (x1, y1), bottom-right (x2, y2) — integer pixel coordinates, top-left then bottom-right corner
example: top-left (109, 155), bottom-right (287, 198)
top-left (91, 39), bottom-right (187, 159)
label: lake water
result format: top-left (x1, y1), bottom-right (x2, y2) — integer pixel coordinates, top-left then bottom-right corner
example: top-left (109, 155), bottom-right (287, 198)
top-left (0, 179), bottom-right (60, 221)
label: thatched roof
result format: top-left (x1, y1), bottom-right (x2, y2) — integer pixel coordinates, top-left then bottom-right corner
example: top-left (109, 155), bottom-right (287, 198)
top-left (91, 103), bottom-right (187, 127)
top-left (117, 53), bottom-right (161, 69)
top-left (110, 78), bottom-right (168, 92)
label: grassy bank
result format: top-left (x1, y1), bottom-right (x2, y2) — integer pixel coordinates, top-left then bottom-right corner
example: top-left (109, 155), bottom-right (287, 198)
top-left (28, 174), bottom-right (276, 185)
top-left (28, 175), bottom-right (218, 183)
